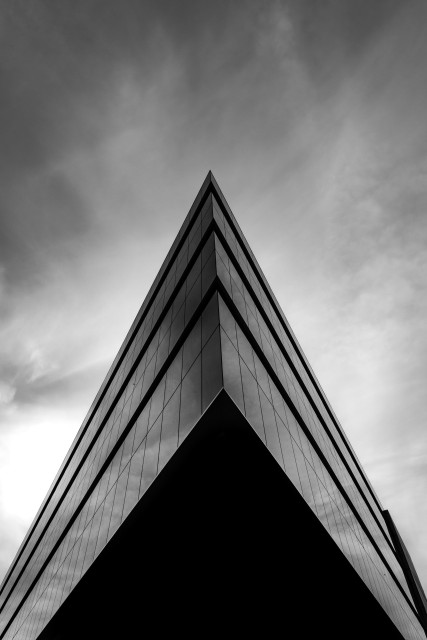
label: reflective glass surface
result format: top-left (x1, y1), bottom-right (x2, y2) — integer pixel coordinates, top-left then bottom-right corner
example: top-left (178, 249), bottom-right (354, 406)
top-left (0, 192), bottom-right (218, 640)
top-left (4, 321), bottom-right (222, 640)
top-left (214, 234), bottom-right (410, 593)
top-left (2, 176), bottom-right (424, 640)
top-left (218, 292), bottom-right (424, 640)
top-left (212, 194), bottom-right (385, 523)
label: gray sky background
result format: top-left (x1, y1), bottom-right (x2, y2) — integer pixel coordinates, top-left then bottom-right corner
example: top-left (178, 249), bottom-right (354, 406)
top-left (1, 0), bottom-right (427, 594)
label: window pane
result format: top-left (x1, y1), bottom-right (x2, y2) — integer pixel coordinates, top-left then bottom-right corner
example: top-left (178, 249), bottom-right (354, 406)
top-left (122, 449), bottom-right (142, 521)
top-left (235, 324), bottom-right (255, 375)
top-left (201, 197), bottom-right (213, 236)
top-left (179, 354), bottom-right (201, 444)
top-left (185, 274), bottom-right (202, 323)
top-left (231, 278), bottom-right (248, 324)
top-left (187, 254), bottom-right (201, 292)
top-left (107, 443), bottom-right (124, 494)
top-left (201, 291), bottom-right (219, 347)
top-left (182, 317), bottom-right (201, 377)
top-left (148, 376), bottom-right (166, 429)
top-left (133, 400), bottom-right (150, 453)
top-left (94, 492), bottom-right (114, 558)
top-left (202, 327), bottom-right (222, 412)
top-left (259, 389), bottom-right (283, 469)
top-left (158, 387), bottom-right (180, 472)
top-left (155, 330), bottom-right (170, 376)
top-left (218, 294), bottom-right (237, 347)
top-left (216, 252), bottom-right (231, 294)
top-left (277, 421), bottom-right (302, 495)
top-left (169, 304), bottom-right (185, 351)
top-left (164, 347), bottom-right (183, 404)
top-left (141, 416), bottom-right (162, 494)
top-left (239, 358), bottom-right (265, 442)
top-left (172, 282), bottom-right (186, 319)
top-left (107, 464), bottom-right (129, 539)
top-left (201, 250), bottom-right (216, 297)
top-left (201, 231), bottom-right (215, 265)
top-left (221, 329), bottom-right (244, 414)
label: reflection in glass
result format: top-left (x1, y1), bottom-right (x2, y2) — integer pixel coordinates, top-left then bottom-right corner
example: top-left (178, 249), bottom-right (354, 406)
top-left (201, 292), bottom-right (219, 347)
top-left (158, 388), bottom-right (180, 473)
top-left (202, 328), bottom-right (222, 412)
top-left (277, 422), bottom-right (302, 495)
top-left (133, 401), bottom-right (150, 454)
top-left (169, 304), bottom-right (185, 351)
top-left (107, 466), bottom-right (129, 540)
top-left (218, 294), bottom-right (237, 347)
top-left (201, 232), bottom-right (215, 266)
top-left (221, 329), bottom-right (244, 414)
top-left (94, 488), bottom-right (115, 558)
top-left (122, 449), bottom-right (142, 521)
top-left (201, 250), bottom-right (216, 297)
top-left (259, 388), bottom-right (283, 468)
top-left (164, 348), bottom-right (183, 405)
top-left (185, 275), bottom-right (201, 323)
top-left (186, 254), bottom-right (201, 293)
top-left (141, 417), bottom-right (162, 494)
top-left (148, 376), bottom-right (166, 430)
top-left (238, 358), bottom-right (265, 443)
top-left (183, 318), bottom-right (201, 377)
top-left (179, 354), bottom-right (201, 444)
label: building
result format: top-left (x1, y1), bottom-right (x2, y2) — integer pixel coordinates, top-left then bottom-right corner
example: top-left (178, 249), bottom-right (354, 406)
top-left (0, 172), bottom-right (426, 639)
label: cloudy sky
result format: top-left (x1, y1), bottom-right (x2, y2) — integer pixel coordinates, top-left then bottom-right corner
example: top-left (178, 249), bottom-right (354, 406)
top-left (1, 0), bottom-right (427, 594)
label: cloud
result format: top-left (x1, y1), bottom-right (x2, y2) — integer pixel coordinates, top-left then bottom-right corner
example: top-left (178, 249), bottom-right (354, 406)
top-left (0, 383), bottom-right (16, 407)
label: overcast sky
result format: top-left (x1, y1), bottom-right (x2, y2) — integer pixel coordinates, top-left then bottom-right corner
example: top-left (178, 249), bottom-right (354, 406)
top-left (1, 0), bottom-right (427, 594)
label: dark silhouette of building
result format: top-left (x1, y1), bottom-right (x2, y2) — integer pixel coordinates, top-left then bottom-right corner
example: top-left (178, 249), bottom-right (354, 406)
top-left (0, 173), bottom-right (426, 639)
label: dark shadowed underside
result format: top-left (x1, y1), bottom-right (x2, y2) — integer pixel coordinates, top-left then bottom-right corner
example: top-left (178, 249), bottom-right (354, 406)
top-left (39, 391), bottom-right (402, 640)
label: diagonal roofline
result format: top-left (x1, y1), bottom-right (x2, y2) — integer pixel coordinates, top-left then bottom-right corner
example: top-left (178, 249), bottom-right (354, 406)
top-left (0, 172), bottom-right (215, 596)
top-left (208, 171), bottom-right (385, 517)
top-left (0, 170), bottom-right (385, 604)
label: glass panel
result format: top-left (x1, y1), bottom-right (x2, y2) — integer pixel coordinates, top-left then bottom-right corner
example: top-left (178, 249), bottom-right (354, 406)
top-left (201, 328), bottom-right (222, 412)
top-left (201, 232), bottom-right (215, 265)
top-left (122, 451), bottom-right (141, 521)
top-left (220, 329), bottom-right (244, 414)
top-left (216, 251), bottom-right (232, 293)
top-left (119, 427), bottom-right (135, 475)
top-left (201, 292), bottom-right (219, 347)
top-left (201, 250), bottom-right (216, 297)
top-left (184, 275), bottom-right (201, 323)
top-left (259, 389), bottom-right (283, 469)
top-left (186, 254), bottom-right (201, 293)
top-left (201, 197), bottom-right (213, 236)
top-left (218, 294), bottom-right (237, 347)
top-left (133, 401), bottom-right (150, 453)
top-left (169, 304), bottom-right (185, 351)
top-left (182, 317), bottom-right (201, 377)
top-left (239, 358), bottom-right (265, 443)
top-left (235, 324), bottom-right (256, 376)
top-left (141, 416), bottom-right (162, 494)
top-left (94, 491), bottom-right (114, 558)
top-left (158, 388), bottom-right (180, 473)
top-left (148, 376), bottom-right (166, 429)
top-left (178, 354), bottom-right (201, 444)
top-left (106, 443), bottom-right (124, 494)
top-left (155, 330), bottom-right (170, 376)
top-left (277, 421), bottom-right (302, 495)
top-left (107, 464), bottom-right (129, 539)
top-left (164, 348), bottom-right (183, 405)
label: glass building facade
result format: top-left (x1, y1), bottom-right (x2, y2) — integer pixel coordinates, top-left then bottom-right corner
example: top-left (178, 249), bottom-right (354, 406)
top-left (0, 172), bottom-right (426, 640)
